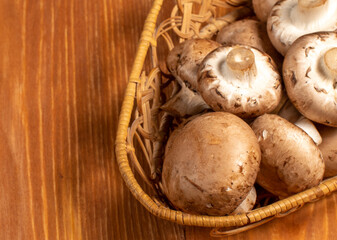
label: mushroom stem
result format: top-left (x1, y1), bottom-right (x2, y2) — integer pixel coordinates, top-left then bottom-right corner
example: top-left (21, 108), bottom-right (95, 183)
top-left (225, 47), bottom-right (257, 82)
top-left (291, 0), bottom-right (329, 26)
top-left (322, 47), bottom-right (337, 77)
top-left (294, 116), bottom-right (322, 145)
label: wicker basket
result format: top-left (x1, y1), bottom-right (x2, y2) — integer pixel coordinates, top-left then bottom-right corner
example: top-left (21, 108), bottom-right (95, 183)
top-left (115, 0), bottom-right (337, 236)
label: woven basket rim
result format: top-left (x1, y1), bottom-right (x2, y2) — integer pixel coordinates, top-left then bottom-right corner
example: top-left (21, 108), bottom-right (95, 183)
top-left (115, 0), bottom-right (337, 229)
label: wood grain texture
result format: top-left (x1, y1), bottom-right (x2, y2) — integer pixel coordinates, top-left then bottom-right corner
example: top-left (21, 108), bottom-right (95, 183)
top-left (0, 0), bottom-right (336, 239)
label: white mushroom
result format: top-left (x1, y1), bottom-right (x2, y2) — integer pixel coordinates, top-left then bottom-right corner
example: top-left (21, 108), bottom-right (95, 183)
top-left (252, 0), bottom-right (279, 22)
top-left (283, 32), bottom-right (337, 127)
top-left (267, 0), bottom-right (337, 55)
top-left (198, 45), bottom-right (282, 118)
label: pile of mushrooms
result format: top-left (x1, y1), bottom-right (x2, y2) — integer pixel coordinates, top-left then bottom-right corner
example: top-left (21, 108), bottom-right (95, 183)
top-left (159, 0), bottom-right (337, 216)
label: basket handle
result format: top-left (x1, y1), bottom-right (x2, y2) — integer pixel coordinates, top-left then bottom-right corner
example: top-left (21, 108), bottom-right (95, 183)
top-left (210, 203), bottom-right (304, 237)
top-left (210, 216), bottom-right (275, 237)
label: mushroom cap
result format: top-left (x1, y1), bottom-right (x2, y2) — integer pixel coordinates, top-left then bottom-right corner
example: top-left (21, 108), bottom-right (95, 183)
top-left (162, 112), bottom-right (261, 215)
top-left (166, 39), bottom-right (221, 90)
top-left (267, 0), bottom-right (337, 55)
top-left (317, 125), bottom-right (337, 178)
top-left (283, 32), bottom-right (337, 127)
top-left (198, 44), bottom-right (282, 118)
top-left (252, 0), bottom-right (279, 22)
top-left (216, 19), bottom-right (283, 69)
top-left (251, 114), bottom-right (324, 197)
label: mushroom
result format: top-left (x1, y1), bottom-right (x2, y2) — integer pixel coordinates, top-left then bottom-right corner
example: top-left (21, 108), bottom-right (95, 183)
top-left (198, 44), bottom-right (282, 118)
top-left (216, 19), bottom-right (283, 70)
top-left (252, 0), bottom-right (279, 22)
top-left (163, 39), bottom-right (221, 117)
top-left (162, 112), bottom-right (261, 215)
top-left (317, 125), bottom-right (337, 178)
top-left (251, 114), bottom-right (325, 198)
top-left (161, 85), bottom-right (210, 117)
top-left (267, 0), bottom-right (337, 55)
top-left (231, 186), bottom-right (257, 214)
top-left (283, 32), bottom-right (337, 127)
top-left (198, 5), bottom-right (253, 39)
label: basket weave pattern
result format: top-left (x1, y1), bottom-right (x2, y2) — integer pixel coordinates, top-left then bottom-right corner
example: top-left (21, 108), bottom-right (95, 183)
top-left (115, 0), bottom-right (337, 235)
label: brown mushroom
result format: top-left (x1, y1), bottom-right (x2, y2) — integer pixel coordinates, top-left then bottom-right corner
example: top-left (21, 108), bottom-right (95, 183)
top-left (216, 19), bottom-right (283, 70)
top-left (198, 45), bottom-right (282, 118)
top-left (162, 112), bottom-right (261, 215)
top-left (163, 39), bottom-right (221, 117)
top-left (252, 0), bottom-right (279, 22)
top-left (251, 114), bottom-right (324, 197)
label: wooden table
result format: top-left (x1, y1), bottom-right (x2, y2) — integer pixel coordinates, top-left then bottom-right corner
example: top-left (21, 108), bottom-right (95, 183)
top-left (1, 0), bottom-right (336, 239)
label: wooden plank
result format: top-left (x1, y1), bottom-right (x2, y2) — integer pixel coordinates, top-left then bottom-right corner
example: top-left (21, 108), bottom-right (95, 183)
top-left (0, 0), bottom-right (184, 239)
